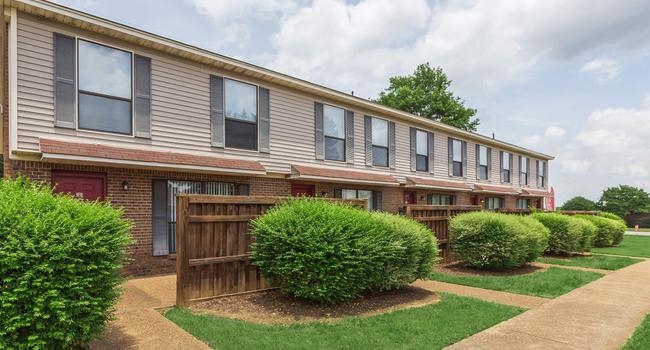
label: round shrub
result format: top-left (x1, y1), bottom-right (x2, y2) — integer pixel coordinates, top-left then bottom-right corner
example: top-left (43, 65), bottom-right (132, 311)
top-left (0, 178), bottom-right (133, 349)
top-left (250, 198), bottom-right (437, 304)
top-left (599, 211), bottom-right (624, 223)
top-left (449, 212), bottom-right (549, 269)
top-left (570, 217), bottom-right (597, 251)
top-left (531, 213), bottom-right (587, 254)
top-left (575, 215), bottom-right (626, 247)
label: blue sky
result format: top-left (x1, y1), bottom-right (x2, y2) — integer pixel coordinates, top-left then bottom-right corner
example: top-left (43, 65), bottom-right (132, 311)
top-left (55, 0), bottom-right (650, 205)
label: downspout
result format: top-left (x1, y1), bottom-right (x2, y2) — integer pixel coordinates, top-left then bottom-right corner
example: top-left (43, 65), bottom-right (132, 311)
top-left (0, 1), bottom-right (5, 177)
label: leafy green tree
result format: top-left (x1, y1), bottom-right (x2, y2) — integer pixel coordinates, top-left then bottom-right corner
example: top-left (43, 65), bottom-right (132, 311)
top-left (559, 196), bottom-right (597, 211)
top-left (597, 185), bottom-right (650, 218)
top-left (376, 63), bottom-right (479, 131)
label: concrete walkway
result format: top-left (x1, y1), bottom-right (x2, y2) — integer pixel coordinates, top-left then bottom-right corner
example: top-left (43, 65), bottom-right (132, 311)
top-left (626, 231), bottom-right (650, 236)
top-left (412, 280), bottom-right (549, 309)
top-left (446, 258), bottom-right (650, 350)
top-left (90, 274), bottom-right (209, 350)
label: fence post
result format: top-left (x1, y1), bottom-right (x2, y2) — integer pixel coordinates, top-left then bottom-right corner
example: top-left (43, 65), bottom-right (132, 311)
top-left (175, 195), bottom-right (189, 307)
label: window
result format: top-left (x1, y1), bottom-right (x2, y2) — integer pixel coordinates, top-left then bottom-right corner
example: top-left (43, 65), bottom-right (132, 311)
top-left (478, 145), bottom-right (489, 180)
top-left (516, 198), bottom-right (529, 209)
top-left (485, 197), bottom-right (502, 210)
top-left (78, 40), bottom-right (132, 134)
top-left (427, 194), bottom-right (455, 205)
top-left (324, 105), bottom-right (346, 161)
top-left (372, 118), bottom-right (389, 167)
top-left (537, 160), bottom-right (546, 187)
top-left (416, 130), bottom-right (428, 172)
top-left (224, 79), bottom-right (258, 150)
top-left (339, 189), bottom-right (381, 210)
top-left (165, 181), bottom-right (235, 253)
top-left (452, 139), bottom-right (463, 176)
top-left (501, 152), bottom-right (511, 183)
top-left (520, 156), bottom-right (529, 185)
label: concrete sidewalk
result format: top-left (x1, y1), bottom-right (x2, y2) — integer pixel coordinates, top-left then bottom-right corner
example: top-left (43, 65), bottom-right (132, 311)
top-left (90, 274), bottom-right (209, 350)
top-left (446, 258), bottom-right (650, 350)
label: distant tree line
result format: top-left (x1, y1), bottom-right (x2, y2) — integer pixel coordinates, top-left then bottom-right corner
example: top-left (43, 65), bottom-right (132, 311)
top-left (559, 185), bottom-right (650, 219)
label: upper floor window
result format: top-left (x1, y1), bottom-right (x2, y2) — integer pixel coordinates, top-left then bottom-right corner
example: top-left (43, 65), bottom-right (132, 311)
top-left (324, 105), bottom-right (346, 161)
top-left (485, 197), bottom-right (502, 210)
top-left (427, 194), bottom-right (455, 205)
top-left (224, 79), bottom-right (258, 150)
top-left (451, 139), bottom-right (463, 176)
top-left (516, 198), bottom-right (529, 209)
top-left (415, 130), bottom-right (429, 172)
top-left (78, 40), bottom-right (132, 134)
top-left (501, 152), bottom-right (511, 183)
top-left (371, 118), bottom-right (389, 167)
top-left (520, 156), bottom-right (529, 185)
top-left (477, 145), bottom-right (489, 180)
top-left (537, 160), bottom-right (546, 187)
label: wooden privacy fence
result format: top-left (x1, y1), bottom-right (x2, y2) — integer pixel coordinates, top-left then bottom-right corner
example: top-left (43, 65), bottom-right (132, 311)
top-left (175, 195), bottom-right (366, 307)
top-left (405, 205), bottom-right (482, 263)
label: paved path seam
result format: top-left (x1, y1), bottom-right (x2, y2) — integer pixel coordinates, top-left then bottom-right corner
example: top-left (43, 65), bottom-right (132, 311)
top-left (412, 280), bottom-right (549, 309)
top-left (445, 258), bottom-right (650, 350)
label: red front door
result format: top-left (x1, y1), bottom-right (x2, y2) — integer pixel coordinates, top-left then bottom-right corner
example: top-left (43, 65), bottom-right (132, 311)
top-left (52, 171), bottom-right (107, 201)
top-left (291, 184), bottom-right (315, 197)
top-left (404, 191), bottom-right (416, 205)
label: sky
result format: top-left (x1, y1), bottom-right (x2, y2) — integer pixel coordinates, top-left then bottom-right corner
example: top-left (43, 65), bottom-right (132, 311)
top-left (54, 0), bottom-right (650, 205)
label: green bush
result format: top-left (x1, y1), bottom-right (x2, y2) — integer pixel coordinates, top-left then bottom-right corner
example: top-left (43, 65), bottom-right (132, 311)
top-left (449, 212), bottom-right (548, 269)
top-left (0, 178), bottom-right (133, 349)
top-left (531, 213), bottom-right (590, 254)
top-left (576, 215), bottom-right (626, 247)
top-left (570, 217), bottom-right (597, 251)
top-left (250, 198), bottom-right (437, 304)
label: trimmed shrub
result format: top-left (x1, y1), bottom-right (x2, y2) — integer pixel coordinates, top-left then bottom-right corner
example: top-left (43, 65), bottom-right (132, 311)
top-left (600, 211), bottom-right (626, 225)
top-left (576, 215), bottom-right (626, 247)
top-left (0, 178), bottom-right (133, 349)
top-left (250, 198), bottom-right (437, 304)
top-left (531, 213), bottom-right (588, 254)
top-left (449, 212), bottom-right (549, 269)
top-left (570, 217), bottom-right (598, 251)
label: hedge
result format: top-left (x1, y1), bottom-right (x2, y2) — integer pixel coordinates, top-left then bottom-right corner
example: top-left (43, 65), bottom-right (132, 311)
top-left (531, 213), bottom-right (591, 254)
top-left (575, 215), bottom-right (626, 247)
top-left (250, 198), bottom-right (437, 304)
top-left (0, 178), bottom-right (133, 349)
top-left (449, 212), bottom-right (549, 269)
top-left (570, 217), bottom-right (597, 251)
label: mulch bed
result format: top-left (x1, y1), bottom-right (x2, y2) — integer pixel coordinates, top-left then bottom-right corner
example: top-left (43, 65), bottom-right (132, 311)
top-left (436, 262), bottom-right (547, 277)
top-left (191, 286), bottom-right (439, 325)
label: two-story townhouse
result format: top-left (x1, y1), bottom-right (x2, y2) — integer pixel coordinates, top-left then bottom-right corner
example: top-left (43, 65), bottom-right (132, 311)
top-left (0, 0), bottom-right (553, 275)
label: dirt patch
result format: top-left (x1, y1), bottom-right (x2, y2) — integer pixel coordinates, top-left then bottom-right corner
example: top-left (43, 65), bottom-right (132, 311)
top-left (191, 286), bottom-right (439, 325)
top-left (436, 262), bottom-right (546, 277)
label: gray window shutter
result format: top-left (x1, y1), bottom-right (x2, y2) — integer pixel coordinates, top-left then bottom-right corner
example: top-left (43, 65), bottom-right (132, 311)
top-left (487, 147), bottom-right (492, 180)
top-left (314, 103), bottom-right (324, 160)
top-left (259, 87), bottom-right (270, 153)
top-left (53, 33), bottom-right (76, 129)
top-left (345, 110), bottom-right (354, 164)
top-left (410, 128), bottom-right (417, 171)
top-left (518, 155), bottom-right (523, 185)
top-left (388, 121), bottom-right (396, 169)
top-left (544, 161), bottom-right (548, 188)
top-left (499, 151), bottom-right (504, 182)
top-left (526, 158), bottom-right (531, 185)
top-left (462, 141), bottom-right (468, 177)
top-left (152, 180), bottom-right (168, 256)
top-left (428, 132), bottom-right (435, 174)
top-left (210, 75), bottom-right (224, 148)
top-left (134, 55), bottom-right (152, 138)
top-left (364, 116), bottom-right (372, 166)
top-left (475, 144), bottom-right (480, 179)
top-left (448, 137), bottom-right (453, 176)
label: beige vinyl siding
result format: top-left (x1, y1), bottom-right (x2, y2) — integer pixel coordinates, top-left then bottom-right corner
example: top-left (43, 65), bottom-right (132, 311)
top-left (14, 13), bottom-right (547, 184)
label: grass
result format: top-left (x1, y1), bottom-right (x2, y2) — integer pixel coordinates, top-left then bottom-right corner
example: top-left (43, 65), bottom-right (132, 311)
top-left (536, 255), bottom-right (642, 270)
top-left (622, 314), bottom-right (650, 350)
top-left (164, 293), bottom-right (523, 350)
top-left (428, 267), bottom-right (603, 298)
top-left (592, 235), bottom-right (650, 258)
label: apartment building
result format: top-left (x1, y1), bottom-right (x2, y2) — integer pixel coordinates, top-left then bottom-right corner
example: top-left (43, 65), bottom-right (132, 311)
top-left (0, 0), bottom-right (553, 275)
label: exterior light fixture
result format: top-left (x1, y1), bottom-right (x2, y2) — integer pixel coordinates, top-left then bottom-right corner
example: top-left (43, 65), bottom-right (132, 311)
top-left (122, 180), bottom-right (129, 191)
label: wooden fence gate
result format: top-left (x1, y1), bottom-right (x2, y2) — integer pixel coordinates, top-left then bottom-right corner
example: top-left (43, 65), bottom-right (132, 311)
top-left (405, 205), bottom-right (482, 263)
top-left (175, 195), bottom-right (365, 306)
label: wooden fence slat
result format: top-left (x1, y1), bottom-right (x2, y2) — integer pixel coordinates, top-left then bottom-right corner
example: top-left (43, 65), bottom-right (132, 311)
top-left (188, 214), bottom-right (260, 222)
top-left (188, 254), bottom-right (251, 266)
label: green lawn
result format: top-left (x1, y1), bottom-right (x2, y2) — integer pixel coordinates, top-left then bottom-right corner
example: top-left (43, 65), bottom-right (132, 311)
top-left (622, 314), bottom-right (650, 350)
top-left (628, 228), bottom-right (650, 232)
top-left (592, 235), bottom-right (650, 258)
top-left (428, 267), bottom-right (603, 298)
top-left (164, 293), bottom-right (523, 350)
top-left (536, 255), bottom-right (642, 270)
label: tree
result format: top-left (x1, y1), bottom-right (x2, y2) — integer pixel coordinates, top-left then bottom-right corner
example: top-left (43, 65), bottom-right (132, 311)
top-left (559, 196), bottom-right (597, 211)
top-left (597, 185), bottom-right (650, 218)
top-left (376, 63), bottom-right (479, 131)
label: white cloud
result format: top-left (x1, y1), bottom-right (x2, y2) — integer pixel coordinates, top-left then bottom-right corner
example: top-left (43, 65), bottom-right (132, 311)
top-left (580, 57), bottom-right (620, 80)
top-left (190, 0), bottom-right (301, 22)
top-left (544, 126), bottom-right (566, 138)
top-left (519, 126), bottom-right (565, 148)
